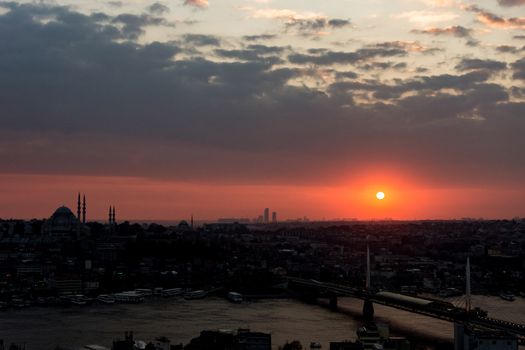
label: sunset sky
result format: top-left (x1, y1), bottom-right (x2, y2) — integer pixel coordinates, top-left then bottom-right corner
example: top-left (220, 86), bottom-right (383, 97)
top-left (1, 0), bottom-right (525, 221)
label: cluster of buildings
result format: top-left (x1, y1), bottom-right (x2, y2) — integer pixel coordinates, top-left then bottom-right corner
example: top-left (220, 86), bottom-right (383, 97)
top-left (217, 208), bottom-right (279, 225)
top-left (1, 207), bottom-right (525, 305)
top-left (106, 329), bottom-right (271, 350)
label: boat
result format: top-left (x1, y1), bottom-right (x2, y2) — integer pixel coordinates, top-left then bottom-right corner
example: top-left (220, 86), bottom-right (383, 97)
top-left (84, 345), bottom-right (110, 350)
top-left (162, 288), bottom-right (183, 297)
top-left (69, 295), bottom-right (89, 306)
top-left (134, 288), bottom-right (153, 297)
top-left (184, 290), bottom-right (207, 300)
top-left (11, 298), bottom-right (30, 308)
top-left (97, 294), bottom-right (116, 304)
top-left (500, 292), bottom-right (515, 301)
top-left (114, 291), bottom-right (145, 303)
top-left (227, 292), bottom-right (243, 303)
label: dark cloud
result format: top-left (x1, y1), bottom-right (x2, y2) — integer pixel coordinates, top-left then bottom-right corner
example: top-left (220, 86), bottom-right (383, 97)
top-left (0, 2), bottom-right (524, 188)
top-left (288, 46), bottom-right (407, 66)
top-left (455, 58), bottom-right (507, 72)
top-left (147, 2), bottom-right (170, 15)
top-left (335, 71), bottom-right (359, 79)
top-left (327, 19), bottom-right (351, 28)
top-left (511, 58), bottom-right (525, 79)
top-left (183, 33), bottom-right (221, 46)
top-left (510, 86), bottom-right (525, 98)
top-left (285, 17), bottom-right (351, 37)
top-left (496, 45), bottom-right (520, 53)
top-left (497, 0), bottom-right (525, 6)
top-left (412, 25), bottom-right (472, 38)
top-left (247, 44), bottom-right (287, 54)
top-left (214, 49), bottom-right (284, 65)
top-left (112, 13), bottom-right (171, 40)
top-left (359, 62), bottom-right (407, 71)
top-left (214, 45), bottom-right (288, 64)
top-left (242, 34), bottom-right (278, 41)
top-left (465, 5), bottom-right (525, 29)
top-left (329, 71), bottom-right (494, 100)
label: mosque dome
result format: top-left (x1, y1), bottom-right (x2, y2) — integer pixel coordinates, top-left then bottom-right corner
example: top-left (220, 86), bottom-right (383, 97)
top-left (44, 205), bottom-right (80, 237)
top-left (53, 206), bottom-right (75, 216)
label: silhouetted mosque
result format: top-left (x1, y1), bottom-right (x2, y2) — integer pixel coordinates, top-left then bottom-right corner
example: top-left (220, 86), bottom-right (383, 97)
top-left (43, 194), bottom-right (116, 238)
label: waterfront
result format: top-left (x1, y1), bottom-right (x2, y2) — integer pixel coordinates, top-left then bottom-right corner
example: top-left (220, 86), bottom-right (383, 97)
top-left (2, 295), bottom-right (524, 349)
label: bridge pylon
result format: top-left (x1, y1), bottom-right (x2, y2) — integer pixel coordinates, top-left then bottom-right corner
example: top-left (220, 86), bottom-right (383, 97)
top-left (363, 237), bottom-right (375, 323)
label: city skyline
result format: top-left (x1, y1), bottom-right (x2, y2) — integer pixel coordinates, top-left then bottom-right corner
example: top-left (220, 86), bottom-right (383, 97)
top-left (1, 0), bottom-right (525, 220)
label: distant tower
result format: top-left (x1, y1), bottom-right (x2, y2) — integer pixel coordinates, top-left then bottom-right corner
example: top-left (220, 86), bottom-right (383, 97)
top-left (82, 195), bottom-right (86, 224)
top-left (264, 208), bottom-right (269, 224)
top-left (108, 206), bottom-right (113, 225)
top-left (191, 214), bottom-right (194, 230)
top-left (112, 206), bottom-right (116, 225)
top-left (272, 211), bottom-right (277, 223)
top-left (77, 193), bottom-right (81, 220)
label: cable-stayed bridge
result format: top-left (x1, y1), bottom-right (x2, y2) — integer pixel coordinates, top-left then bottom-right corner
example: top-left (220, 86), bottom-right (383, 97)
top-left (286, 277), bottom-right (525, 344)
top-left (285, 243), bottom-right (525, 345)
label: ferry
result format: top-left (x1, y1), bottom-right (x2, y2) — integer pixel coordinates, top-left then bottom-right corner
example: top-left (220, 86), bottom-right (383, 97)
top-left (134, 288), bottom-right (153, 297)
top-left (500, 292), bottom-right (515, 301)
top-left (114, 291), bottom-right (145, 303)
top-left (96, 294), bottom-right (116, 304)
top-left (184, 290), bottom-right (207, 300)
top-left (227, 292), bottom-right (243, 303)
top-left (162, 288), bottom-right (183, 297)
top-left (69, 295), bottom-right (92, 306)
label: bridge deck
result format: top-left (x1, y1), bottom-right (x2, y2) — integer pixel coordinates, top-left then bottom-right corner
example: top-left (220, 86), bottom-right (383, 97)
top-left (287, 277), bottom-right (525, 340)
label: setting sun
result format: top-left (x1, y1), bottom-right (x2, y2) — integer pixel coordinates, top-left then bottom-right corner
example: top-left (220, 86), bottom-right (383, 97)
top-left (376, 191), bottom-right (385, 200)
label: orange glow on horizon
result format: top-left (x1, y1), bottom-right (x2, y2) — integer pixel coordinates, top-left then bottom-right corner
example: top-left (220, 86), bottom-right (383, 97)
top-left (0, 173), bottom-right (524, 221)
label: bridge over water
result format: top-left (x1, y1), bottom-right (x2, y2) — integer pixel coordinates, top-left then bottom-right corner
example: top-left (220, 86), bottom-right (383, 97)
top-left (286, 277), bottom-right (525, 345)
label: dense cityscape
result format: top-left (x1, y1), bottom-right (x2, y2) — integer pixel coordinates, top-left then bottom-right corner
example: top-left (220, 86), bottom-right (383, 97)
top-left (1, 196), bottom-right (524, 349)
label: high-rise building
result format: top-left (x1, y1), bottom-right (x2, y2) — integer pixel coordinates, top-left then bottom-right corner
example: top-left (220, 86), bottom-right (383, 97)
top-left (263, 208), bottom-right (269, 223)
top-left (272, 211), bottom-right (277, 223)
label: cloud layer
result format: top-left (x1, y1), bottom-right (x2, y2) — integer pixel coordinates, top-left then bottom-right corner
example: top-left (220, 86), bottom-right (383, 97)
top-left (0, 1), bottom-right (524, 193)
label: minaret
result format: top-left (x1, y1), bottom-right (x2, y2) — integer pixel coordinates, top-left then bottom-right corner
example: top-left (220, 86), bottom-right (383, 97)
top-left (466, 257), bottom-right (471, 313)
top-left (82, 194), bottom-right (86, 224)
top-left (108, 206), bottom-right (112, 225)
top-left (77, 193), bottom-right (81, 220)
top-left (191, 214), bottom-right (194, 230)
top-left (112, 206), bottom-right (116, 225)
